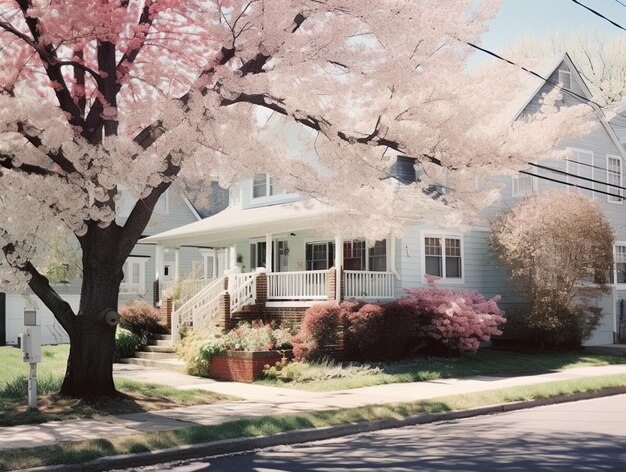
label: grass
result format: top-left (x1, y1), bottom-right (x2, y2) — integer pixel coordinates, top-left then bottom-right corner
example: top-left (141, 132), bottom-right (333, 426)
top-left (0, 345), bottom-right (238, 427)
top-left (2, 373), bottom-right (625, 472)
top-left (258, 349), bottom-right (626, 391)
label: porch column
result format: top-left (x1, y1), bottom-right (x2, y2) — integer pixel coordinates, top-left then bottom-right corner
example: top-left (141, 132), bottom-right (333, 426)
top-left (265, 233), bottom-right (273, 272)
top-left (155, 244), bottom-right (165, 282)
top-left (174, 247), bottom-right (180, 282)
top-left (212, 249), bottom-right (218, 278)
top-left (334, 235), bottom-right (343, 301)
top-left (229, 245), bottom-right (237, 270)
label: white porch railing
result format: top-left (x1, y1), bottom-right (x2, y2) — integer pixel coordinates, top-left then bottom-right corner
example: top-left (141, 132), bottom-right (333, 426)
top-left (171, 276), bottom-right (225, 340)
top-left (344, 271), bottom-right (395, 299)
top-left (229, 273), bottom-right (257, 313)
top-left (267, 270), bottom-right (328, 300)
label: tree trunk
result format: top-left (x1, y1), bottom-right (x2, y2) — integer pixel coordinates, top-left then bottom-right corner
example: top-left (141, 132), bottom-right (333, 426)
top-left (60, 225), bottom-right (125, 399)
top-left (60, 314), bottom-right (117, 398)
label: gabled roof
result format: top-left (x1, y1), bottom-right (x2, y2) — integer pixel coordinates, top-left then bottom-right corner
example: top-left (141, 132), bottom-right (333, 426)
top-left (506, 52), bottom-right (593, 122)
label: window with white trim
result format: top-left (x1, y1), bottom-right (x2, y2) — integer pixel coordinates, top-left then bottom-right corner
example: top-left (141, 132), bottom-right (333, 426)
top-left (424, 235), bottom-right (462, 280)
top-left (607, 155), bottom-right (623, 203)
top-left (616, 244), bottom-right (626, 284)
top-left (120, 257), bottom-right (147, 294)
top-left (567, 149), bottom-right (594, 196)
top-left (512, 173), bottom-right (535, 197)
top-left (558, 69), bottom-right (572, 90)
top-left (305, 242), bottom-right (334, 270)
top-left (252, 174), bottom-right (279, 198)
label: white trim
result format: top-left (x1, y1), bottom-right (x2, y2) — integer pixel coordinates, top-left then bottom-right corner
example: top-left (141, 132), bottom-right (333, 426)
top-left (419, 230), bottom-right (464, 285)
top-left (614, 242), bottom-right (626, 287)
top-left (154, 189), bottom-right (170, 215)
top-left (566, 147), bottom-right (594, 195)
top-left (181, 196), bottom-right (202, 221)
top-left (606, 154), bottom-right (623, 205)
top-left (265, 301), bottom-right (319, 308)
top-left (511, 172), bottom-right (537, 197)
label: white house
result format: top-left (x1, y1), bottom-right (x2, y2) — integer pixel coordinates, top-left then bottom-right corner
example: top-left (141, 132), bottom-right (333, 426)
top-left (142, 53), bottom-right (626, 347)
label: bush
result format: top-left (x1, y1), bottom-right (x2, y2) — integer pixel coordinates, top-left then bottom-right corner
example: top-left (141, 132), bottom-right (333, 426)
top-left (263, 358), bottom-right (382, 383)
top-left (379, 299), bottom-right (424, 359)
top-left (114, 327), bottom-right (140, 362)
top-left (491, 191), bottom-right (613, 348)
top-left (343, 302), bottom-right (385, 360)
top-left (119, 300), bottom-right (168, 345)
top-left (176, 329), bottom-right (216, 376)
top-left (291, 302), bottom-right (342, 361)
top-left (403, 280), bottom-right (505, 354)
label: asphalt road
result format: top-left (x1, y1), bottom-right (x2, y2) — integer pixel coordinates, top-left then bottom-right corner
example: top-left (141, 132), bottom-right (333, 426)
top-left (119, 394), bottom-right (626, 471)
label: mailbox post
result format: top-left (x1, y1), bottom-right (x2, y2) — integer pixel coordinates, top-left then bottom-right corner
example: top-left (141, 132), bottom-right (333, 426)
top-left (19, 309), bottom-right (40, 410)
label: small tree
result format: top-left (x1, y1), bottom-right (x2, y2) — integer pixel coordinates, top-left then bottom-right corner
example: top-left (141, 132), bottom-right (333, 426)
top-left (490, 191), bottom-right (614, 348)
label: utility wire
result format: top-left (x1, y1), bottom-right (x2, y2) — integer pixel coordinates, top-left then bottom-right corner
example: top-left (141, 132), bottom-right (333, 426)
top-left (572, 0), bottom-right (626, 33)
top-left (520, 170), bottom-right (623, 200)
top-left (615, 0), bottom-right (626, 9)
top-left (529, 162), bottom-right (624, 190)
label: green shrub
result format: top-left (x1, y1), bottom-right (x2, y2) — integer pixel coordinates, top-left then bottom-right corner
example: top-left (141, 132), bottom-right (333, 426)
top-left (176, 329), bottom-right (217, 377)
top-left (114, 328), bottom-right (140, 362)
top-left (119, 300), bottom-right (168, 345)
top-left (263, 358), bottom-right (381, 383)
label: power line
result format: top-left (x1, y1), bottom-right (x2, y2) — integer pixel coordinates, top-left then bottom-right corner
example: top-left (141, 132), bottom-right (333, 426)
top-left (520, 170), bottom-right (623, 200)
top-left (529, 162), bottom-right (625, 190)
top-left (615, 0), bottom-right (626, 9)
top-left (572, 0), bottom-right (626, 33)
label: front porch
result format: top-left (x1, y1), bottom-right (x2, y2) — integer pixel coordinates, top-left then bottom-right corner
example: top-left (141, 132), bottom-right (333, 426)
top-left (141, 201), bottom-right (400, 337)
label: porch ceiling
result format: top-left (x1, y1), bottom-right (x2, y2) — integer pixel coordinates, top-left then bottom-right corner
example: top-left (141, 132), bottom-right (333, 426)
top-left (141, 200), bottom-right (343, 247)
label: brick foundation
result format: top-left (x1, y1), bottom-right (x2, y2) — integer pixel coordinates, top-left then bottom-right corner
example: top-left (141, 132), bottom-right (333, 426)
top-left (160, 297), bottom-right (173, 329)
top-left (208, 351), bottom-right (283, 383)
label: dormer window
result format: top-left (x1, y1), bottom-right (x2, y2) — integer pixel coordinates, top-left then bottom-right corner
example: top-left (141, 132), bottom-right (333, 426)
top-left (558, 69), bottom-right (572, 90)
top-left (253, 173), bottom-right (278, 198)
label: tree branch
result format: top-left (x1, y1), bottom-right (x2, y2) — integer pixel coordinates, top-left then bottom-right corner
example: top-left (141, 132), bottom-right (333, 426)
top-left (0, 154), bottom-right (62, 177)
top-left (2, 243), bottom-right (76, 333)
top-left (118, 156), bottom-right (180, 259)
top-left (16, 123), bottom-right (78, 174)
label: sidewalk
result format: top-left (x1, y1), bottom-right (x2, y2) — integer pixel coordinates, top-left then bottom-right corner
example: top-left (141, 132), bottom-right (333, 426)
top-left (1, 363), bottom-right (626, 451)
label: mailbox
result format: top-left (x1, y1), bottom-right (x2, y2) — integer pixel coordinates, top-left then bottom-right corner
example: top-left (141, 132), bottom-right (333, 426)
top-left (19, 326), bottom-right (41, 363)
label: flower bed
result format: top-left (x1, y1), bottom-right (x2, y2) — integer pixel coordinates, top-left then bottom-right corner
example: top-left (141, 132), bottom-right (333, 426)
top-left (209, 350), bottom-right (287, 383)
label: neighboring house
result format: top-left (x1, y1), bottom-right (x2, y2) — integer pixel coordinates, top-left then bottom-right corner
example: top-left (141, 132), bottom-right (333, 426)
top-left (1, 185), bottom-right (228, 346)
top-left (143, 53), bottom-right (625, 347)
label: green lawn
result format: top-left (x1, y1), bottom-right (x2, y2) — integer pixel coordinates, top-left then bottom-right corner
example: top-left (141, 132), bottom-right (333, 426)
top-left (258, 349), bottom-right (626, 391)
top-left (0, 345), bottom-right (237, 426)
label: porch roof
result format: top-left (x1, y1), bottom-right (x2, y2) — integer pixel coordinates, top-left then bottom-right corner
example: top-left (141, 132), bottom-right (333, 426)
top-left (141, 199), bottom-right (342, 247)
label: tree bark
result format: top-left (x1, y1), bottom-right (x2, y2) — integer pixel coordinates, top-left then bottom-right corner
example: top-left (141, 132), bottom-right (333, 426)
top-left (60, 224), bottom-right (125, 399)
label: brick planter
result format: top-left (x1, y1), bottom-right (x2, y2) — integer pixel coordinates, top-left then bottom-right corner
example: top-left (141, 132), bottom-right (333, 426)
top-left (208, 350), bottom-right (286, 383)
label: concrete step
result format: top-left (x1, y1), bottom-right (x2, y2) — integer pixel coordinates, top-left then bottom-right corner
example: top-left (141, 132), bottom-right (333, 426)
top-left (143, 345), bottom-right (176, 354)
top-left (134, 350), bottom-right (178, 360)
top-left (150, 339), bottom-right (174, 347)
top-left (119, 357), bottom-right (187, 373)
top-left (152, 334), bottom-right (172, 341)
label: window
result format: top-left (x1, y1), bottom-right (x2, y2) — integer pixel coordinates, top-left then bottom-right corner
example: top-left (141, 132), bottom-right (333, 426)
top-left (567, 149), bottom-right (594, 196)
top-left (616, 244), bottom-right (626, 284)
top-left (558, 69), bottom-right (572, 90)
top-left (423, 235), bottom-right (462, 280)
top-left (306, 242), bottom-right (335, 270)
top-left (512, 173), bottom-right (535, 197)
top-left (120, 257), bottom-right (147, 294)
top-left (252, 174), bottom-right (278, 198)
top-left (368, 240), bottom-right (387, 272)
top-left (344, 240), bottom-right (366, 270)
top-left (607, 155), bottom-right (623, 203)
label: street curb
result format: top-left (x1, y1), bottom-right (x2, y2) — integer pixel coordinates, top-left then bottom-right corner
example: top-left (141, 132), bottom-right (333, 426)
top-left (18, 386), bottom-right (626, 472)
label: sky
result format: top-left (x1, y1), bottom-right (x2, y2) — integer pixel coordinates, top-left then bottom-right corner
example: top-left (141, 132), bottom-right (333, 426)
top-left (481, 0), bottom-right (626, 52)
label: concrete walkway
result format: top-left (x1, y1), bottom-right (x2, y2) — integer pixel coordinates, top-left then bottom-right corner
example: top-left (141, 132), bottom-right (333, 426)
top-left (1, 364), bottom-right (626, 451)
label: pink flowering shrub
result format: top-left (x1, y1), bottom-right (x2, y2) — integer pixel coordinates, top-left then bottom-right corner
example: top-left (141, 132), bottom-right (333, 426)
top-left (119, 300), bottom-right (167, 345)
top-left (291, 302), bottom-right (342, 361)
top-left (222, 321), bottom-right (293, 352)
top-left (404, 279), bottom-right (505, 353)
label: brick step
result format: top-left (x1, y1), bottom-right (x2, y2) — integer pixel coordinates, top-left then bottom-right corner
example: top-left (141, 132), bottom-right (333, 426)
top-left (143, 345), bottom-right (176, 354)
top-left (232, 304), bottom-right (263, 314)
top-left (134, 350), bottom-right (178, 360)
top-left (119, 357), bottom-right (186, 373)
